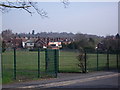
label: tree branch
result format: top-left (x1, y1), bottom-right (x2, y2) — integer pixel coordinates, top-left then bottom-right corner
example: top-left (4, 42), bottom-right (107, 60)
top-left (0, 4), bottom-right (31, 8)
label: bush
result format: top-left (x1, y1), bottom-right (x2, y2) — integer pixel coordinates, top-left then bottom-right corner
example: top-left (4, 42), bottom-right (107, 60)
top-left (77, 47), bottom-right (88, 73)
top-left (77, 53), bottom-right (86, 73)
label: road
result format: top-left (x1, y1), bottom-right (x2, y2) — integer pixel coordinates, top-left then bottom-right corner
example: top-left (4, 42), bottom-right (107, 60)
top-left (2, 71), bottom-right (120, 89)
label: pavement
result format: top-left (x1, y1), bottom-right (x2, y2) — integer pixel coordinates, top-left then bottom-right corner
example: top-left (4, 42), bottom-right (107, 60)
top-left (2, 71), bottom-right (120, 89)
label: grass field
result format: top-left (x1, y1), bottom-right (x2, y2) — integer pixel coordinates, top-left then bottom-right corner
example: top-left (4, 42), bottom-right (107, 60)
top-left (59, 50), bottom-right (117, 72)
top-left (2, 50), bottom-right (118, 84)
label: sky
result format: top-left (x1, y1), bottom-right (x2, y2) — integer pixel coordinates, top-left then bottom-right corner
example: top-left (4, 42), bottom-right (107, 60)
top-left (2, 2), bottom-right (118, 36)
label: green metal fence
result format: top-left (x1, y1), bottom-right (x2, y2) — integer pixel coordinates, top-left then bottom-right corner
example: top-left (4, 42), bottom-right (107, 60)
top-left (2, 48), bottom-right (59, 83)
top-left (59, 49), bottom-right (119, 73)
top-left (2, 48), bottom-right (119, 83)
top-left (83, 50), bottom-right (119, 72)
top-left (2, 50), bottom-right (14, 83)
top-left (59, 50), bottom-right (80, 73)
top-left (45, 49), bottom-right (59, 78)
top-left (16, 49), bottom-right (38, 80)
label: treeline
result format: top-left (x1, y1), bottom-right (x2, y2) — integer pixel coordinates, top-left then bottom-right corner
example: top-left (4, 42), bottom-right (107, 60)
top-left (1, 29), bottom-right (119, 53)
top-left (65, 33), bottom-right (120, 53)
top-left (17, 31), bottom-right (75, 38)
top-left (62, 33), bottom-right (103, 52)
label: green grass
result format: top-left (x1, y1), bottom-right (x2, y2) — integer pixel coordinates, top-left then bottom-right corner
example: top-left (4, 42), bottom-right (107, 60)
top-left (59, 51), bottom-right (80, 72)
top-left (2, 50), bottom-right (118, 84)
top-left (2, 51), bottom-right (46, 84)
top-left (59, 51), bottom-right (118, 72)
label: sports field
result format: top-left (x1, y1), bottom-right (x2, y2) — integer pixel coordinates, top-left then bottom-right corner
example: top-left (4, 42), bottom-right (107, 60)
top-left (2, 50), bottom-right (118, 84)
top-left (59, 50), bottom-right (117, 72)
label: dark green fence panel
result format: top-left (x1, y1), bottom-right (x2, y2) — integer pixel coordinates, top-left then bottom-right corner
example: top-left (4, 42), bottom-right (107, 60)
top-left (109, 53), bottom-right (117, 70)
top-left (45, 49), bottom-right (59, 78)
top-left (87, 53), bottom-right (97, 72)
top-left (39, 50), bottom-right (45, 78)
top-left (16, 49), bottom-right (38, 80)
top-left (2, 48), bottom-right (58, 83)
top-left (2, 49), bottom-right (14, 83)
top-left (59, 50), bottom-right (80, 73)
top-left (98, 53), bottom-right (107, 71)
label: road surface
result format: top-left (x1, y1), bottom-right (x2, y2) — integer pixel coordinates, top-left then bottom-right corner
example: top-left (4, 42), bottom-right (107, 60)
top-left (2, 71), bottom-right (120, 89)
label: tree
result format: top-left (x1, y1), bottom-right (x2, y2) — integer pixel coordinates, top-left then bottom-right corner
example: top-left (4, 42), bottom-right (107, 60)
top-left (115, 33), bottom-right (120, 51)
top-left (0, 0), bottom-right (69, 18)
top-left (99, 34), bottom-right (119, 52)
top-left (2, 29), bottom-right (14, 40)
top-left (0, 1), bottom-right (48, 18)
top-left (32, 30), bottom-right (35, 35)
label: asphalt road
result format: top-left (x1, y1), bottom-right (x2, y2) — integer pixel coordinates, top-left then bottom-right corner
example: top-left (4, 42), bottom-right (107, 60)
top-left (2, 71), bottom-right (120, 89)
top-left (50, 74), bottom-right (119, 88)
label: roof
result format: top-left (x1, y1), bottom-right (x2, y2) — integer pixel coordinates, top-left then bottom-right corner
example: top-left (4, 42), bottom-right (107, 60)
top-left (25, 39), bottom-right (35, 43)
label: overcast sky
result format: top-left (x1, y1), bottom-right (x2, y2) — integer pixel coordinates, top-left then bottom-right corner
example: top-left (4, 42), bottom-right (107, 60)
top-left (2, 2), bottom-right (118, 36)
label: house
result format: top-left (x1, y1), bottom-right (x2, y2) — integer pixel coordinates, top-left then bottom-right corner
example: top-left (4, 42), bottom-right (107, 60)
top-left (48, 42), bottom-right (62, 49)
top-left (34, 38), bottom-right (47, 49)
top-left (11, 37), bottom-right (22, 48)
top-left (21, 37), bottom-right (28, 48)
top-left (24, 39), bottom-right (35, 49)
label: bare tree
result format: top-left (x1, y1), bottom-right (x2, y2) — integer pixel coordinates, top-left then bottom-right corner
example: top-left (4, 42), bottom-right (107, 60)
top-left (0, 0), bottom-right (48, 18)
top-left (61, 0), bottom-right (70, 8)
top-left (0, 0), bottom-right (69, 18)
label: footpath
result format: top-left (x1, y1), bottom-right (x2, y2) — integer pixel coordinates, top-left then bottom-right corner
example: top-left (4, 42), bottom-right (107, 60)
top-left (2, 71), bottom-right (119, 89)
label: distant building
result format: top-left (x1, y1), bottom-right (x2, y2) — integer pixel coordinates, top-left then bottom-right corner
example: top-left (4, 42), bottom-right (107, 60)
top-left (35, 38), bottom-right (47, 49)
top-left (11, 37), bottom-right (22, 48)
top-left (48, 42), bottom-right (62, 49)
top-left (24, 39), bottom-right (35, 49)
top-left (21, 37), bottom-right (28, 48)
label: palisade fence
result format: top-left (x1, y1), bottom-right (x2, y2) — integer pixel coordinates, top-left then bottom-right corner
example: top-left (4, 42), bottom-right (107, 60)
top-left (2, 48), bottom-right (59, 82)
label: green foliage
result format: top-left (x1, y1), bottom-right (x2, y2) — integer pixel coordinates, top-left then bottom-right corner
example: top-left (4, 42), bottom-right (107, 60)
top-left (64, 37), bottom-right (96, 53)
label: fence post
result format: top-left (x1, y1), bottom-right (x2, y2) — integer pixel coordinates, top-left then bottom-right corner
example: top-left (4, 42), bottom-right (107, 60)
top-left (84, 50), bottom-right (87, 73)
top-left (118, 51), bottom-right (120, 72)
top-left (45, 49), bottom-right (48, 73)
top-left (54, 49), bottom-right (57, 78)
top-left (13, 48), bottom-right (16, 80)
top-left (38, 48), bottom-right (40, 78)
top-left (107, 49), bottom-right (109, 70)
top-left (57, 49), bottom-right (59, 73)
top-left (116, 50), bottom-right (118, 69)
top-left (97, 48), bottom-right (99, 71)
